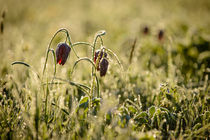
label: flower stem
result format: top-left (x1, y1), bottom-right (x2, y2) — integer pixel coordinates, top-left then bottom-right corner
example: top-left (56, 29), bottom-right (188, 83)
top-left (42, 28), bottom-right (69, 79)
top-left (90, 30), bottom-right (106, 107)
top-left (72, 42), bottom-right (93, 48)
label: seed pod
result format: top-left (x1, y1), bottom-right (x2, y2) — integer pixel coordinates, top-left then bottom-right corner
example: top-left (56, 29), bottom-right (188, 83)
top-left (158, 30), bottom-right (164, 40)
top-left (56, 43), bottom-right (71, 65)
top-left (100, 58), bottom-right (109, 77)
top-left (94, 49), bottom-right (107, 70)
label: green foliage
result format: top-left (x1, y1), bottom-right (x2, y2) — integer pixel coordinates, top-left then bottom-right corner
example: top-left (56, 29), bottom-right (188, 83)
top-left (0, 0), bottom-right (210, 139)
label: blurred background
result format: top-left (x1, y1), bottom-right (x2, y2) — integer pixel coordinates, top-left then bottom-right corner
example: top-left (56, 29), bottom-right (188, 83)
top-left (0, 0), bottom-right (210, 139)
top-left (0, 0), bottom-right (210, 81)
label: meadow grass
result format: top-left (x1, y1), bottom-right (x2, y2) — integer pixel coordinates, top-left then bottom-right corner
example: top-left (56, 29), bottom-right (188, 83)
top-left (0, 0), bottom-right (210, 139)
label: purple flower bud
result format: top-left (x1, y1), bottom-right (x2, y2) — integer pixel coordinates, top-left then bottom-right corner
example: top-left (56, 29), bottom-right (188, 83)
top-left (56, 43), bottom-right (71, 65)
top-left (143, 26), bottom-right (149, 35)
top-left (94, 49), bottom-right (107, 71)
top-left (158, 30), bottom-right (164, 40)
top-left (94, 50), bottom-right (107, 62)
top-left (100, 58), bottom-right (109, 77)
top-left (0, 20), bottom-right (3, 34)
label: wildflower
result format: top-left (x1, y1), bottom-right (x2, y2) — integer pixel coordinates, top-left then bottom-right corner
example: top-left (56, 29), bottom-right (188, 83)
top-left (94, 49), bottom-right (107, 70)
top-left (143, 26), bottom-right (149, 35)
top-left (0, 20), bottom-right (3, 34)
top-left (94, 49), bottom-right (107, 63)
top-left (1, 8), bottom-right (6, 19)
top-left (94, 49), bottom-right (109, 76)
top-left (158, 30), bottom-right (164, 40)
top-left (56, 43), bottom-right (71, 65)
top-left (100, 58), bottom-right (109, 77)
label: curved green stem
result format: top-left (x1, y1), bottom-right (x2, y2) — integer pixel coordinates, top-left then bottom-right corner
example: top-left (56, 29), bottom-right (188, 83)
top-left (42, 28), bottom-right (81, 81)
top-left (93, 74), bottom-right (100, 98)
top-left (54, 77), bottom-right (90, 96)
top-left (42, 28), bottom-right (69, 77)
top-left (92, 30), bottom-right (106, 66)
top-left (104, 48), bottom-right (123, 70)
top-left (71, 57), bottom-right (96, 78)
top-left (72, 42), bottom-right (93, 48)
top-left (99, 36), bottom-right (104, 46)
top-left (48, 49), bottom-right (56, 82)
top-left (70, 57), bottom-right (96, 99)
top-left (12, 61), bottom-right (30, 67)
top-left (42, 82), bottom-right (65, 86)
top-left (66, 32), bottom-right (80, 59)
top-left (91, 31), bottom-right (106, 91)
top-left (12, 61), bottom-right (40, 80)
top-left (89, 31), bottom-right (106, 108)
top-left (55, 77), bottom-right (90, 90)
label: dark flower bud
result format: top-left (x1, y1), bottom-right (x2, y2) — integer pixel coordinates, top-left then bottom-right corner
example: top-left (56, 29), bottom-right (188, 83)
top-left (158, 30), bottom-right (164, 40)
top-left (94, 50), bottom-right (107, 62)
top-left (56, 43), bottom-right (71, 65)
top-left (1, 9), bottom-right (6, 19)
top-left (94, 49), bottom-right (107, 70)
top-left (0, 20), bottom-right (3, 34)
top-left (100, 58), bottom-right (109, 77)
top-left (143, 26), bottom-right (149, 35)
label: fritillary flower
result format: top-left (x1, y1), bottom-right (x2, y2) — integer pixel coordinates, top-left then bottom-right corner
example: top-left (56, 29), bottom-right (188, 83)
top-left (94, 49), bottom-right (107, 71)
top-left (158, 30), bottom-right (164, 40)
top-left (100, 58), bottom-right (109, 77)
top-left (56, 43), bottom-right (71, 65)
top-left (143, 26), bottom-right (149, 35)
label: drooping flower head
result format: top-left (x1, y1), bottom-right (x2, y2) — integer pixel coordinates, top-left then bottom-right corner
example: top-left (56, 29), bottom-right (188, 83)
top-left (142, 26), bottom-right (149, 35)
top-left (158, 30), bottom-right (164, 40)
top-left (100, 58), bottom-right (109, 77)
top-left (94, 49), bottom-right (107, 71)
top-left (94, 49), bottom-right (109, 76)
top-left (56, 43), bottom-right (71, 65)
top-left (94, 49), bottom-right (107, 63)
